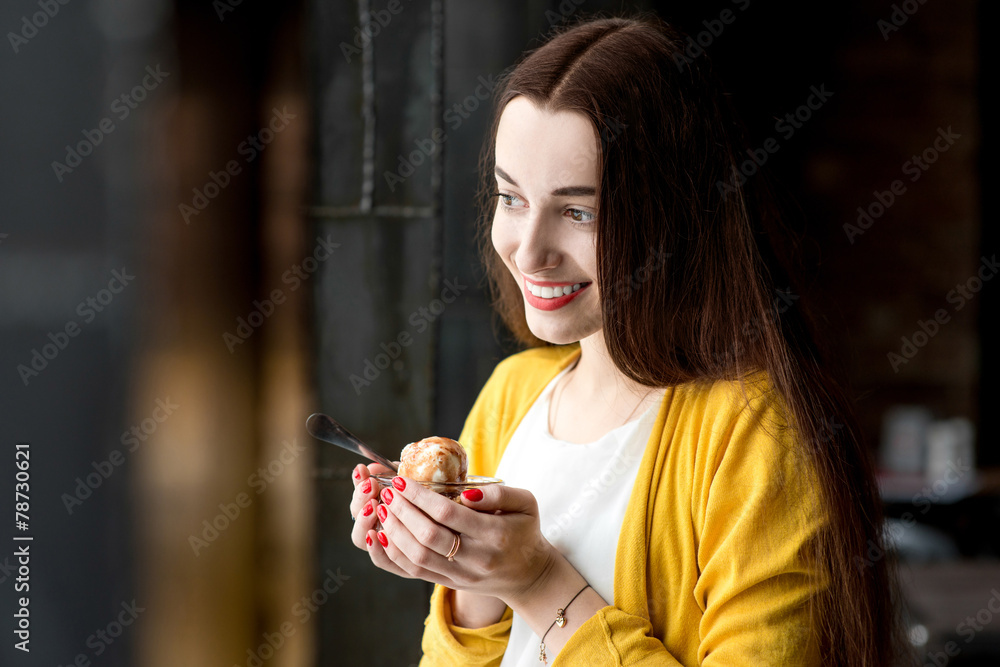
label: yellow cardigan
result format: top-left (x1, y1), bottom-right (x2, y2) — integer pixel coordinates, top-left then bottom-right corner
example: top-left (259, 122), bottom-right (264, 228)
top-left (420, 344), bottom-right (828, 666)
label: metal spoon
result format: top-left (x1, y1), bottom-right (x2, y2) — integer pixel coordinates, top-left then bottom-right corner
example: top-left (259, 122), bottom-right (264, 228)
top-left (306, 413), bottom-right (399, 473)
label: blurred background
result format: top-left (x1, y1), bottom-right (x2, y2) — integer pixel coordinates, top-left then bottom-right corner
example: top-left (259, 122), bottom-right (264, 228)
top-left (0, 0), bottom-right (996, 665)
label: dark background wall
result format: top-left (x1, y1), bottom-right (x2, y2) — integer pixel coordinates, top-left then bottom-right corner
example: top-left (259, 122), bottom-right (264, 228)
top-left (0, 2), bottom-right (156, 664)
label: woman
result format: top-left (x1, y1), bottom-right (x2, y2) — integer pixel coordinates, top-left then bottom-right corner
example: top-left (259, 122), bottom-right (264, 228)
top-left (349, 15), bottom-right (905, 666)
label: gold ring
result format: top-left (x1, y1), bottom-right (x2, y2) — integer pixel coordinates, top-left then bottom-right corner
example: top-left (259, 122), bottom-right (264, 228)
top-left (446, 533), bottom-right (461, 561)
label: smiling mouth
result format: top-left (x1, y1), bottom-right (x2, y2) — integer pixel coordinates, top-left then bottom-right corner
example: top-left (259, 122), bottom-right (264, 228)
top-left (525, 280), bottom-right (584, 299)
top-left (522, 278), bottom-right (590, 311)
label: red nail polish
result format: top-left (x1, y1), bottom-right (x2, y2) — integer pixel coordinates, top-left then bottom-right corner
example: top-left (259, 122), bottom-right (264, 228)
top-left (392, 476), bottom-right (406, 491)
top-left (377, 531), bottom-right (388, 548)
top-left (381, 488), bottom-right (394, 505)
top-left (353, 468), bottom-right (361, 480)
top-left (362, 502), bottom-right (374, 517)
top-left (377, 504), bottom-right (387, 523)
top-left (361, 479), bottom-right (372, 494)
top-left (365, 534), bottom-right (372, 547)
top-left (462, 488), bottom-right (483, 502)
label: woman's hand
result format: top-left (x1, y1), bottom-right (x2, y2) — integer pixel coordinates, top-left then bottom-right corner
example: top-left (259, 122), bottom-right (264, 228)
top-left (366, 475), bottom-right (558, 607)
top-left (348, 463), bottom-right (407, 569)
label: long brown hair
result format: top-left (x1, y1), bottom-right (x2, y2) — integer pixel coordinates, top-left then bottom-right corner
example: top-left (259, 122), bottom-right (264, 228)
top-left (476, 14), bottom-right (907, 667)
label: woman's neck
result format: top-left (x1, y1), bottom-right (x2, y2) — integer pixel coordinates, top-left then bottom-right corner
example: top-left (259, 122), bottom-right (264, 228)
top-left (570, 330), bottom-right (655, 403)
top-left (547, 330), bottom-right (663, 443)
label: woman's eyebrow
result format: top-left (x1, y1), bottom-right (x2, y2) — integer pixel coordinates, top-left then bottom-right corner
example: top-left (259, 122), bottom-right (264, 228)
top-left (495, 165), bottom-right (596, 197)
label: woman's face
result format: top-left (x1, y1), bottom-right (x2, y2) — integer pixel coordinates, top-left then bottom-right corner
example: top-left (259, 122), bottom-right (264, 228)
top-left (491, 96), bottom-right (601, 345)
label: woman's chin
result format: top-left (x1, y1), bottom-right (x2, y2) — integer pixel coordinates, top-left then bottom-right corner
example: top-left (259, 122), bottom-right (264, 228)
top-left (524, 316), bottom-right (598, 346)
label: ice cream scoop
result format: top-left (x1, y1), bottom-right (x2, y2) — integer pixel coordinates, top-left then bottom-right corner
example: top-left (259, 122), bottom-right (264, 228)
top-left (398, 436), bottom-right (468, 483)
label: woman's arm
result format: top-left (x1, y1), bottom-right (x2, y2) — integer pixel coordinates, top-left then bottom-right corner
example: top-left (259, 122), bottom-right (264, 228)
top-left (491, 545), bottom-right (608, 661)
top-left (451, 590), bottom-right (507, 628)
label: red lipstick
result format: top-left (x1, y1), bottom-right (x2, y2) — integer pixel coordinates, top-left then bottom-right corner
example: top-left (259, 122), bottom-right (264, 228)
top-left (522, 277), bottom-right (590, 311)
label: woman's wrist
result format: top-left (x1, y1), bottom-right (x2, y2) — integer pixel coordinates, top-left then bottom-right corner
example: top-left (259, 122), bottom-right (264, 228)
top-left (450, 589), bottom-right (508, 629)
top-left (501, 549), bottom-right (609, 658)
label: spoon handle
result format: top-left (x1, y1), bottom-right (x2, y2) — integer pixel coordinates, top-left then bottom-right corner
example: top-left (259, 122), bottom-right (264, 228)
top-left (306, 413), bottom-right (399, 473)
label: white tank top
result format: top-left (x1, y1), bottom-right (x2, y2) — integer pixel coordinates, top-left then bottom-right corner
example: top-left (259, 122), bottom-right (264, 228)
top-left (494, 366), bottom-right (657, 667)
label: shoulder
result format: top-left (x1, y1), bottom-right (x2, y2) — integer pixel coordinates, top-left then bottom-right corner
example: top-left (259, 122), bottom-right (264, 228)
top-left (673, 370), bottom-right (793, 441)
top-left (669, 371), bottom-right (815, 503)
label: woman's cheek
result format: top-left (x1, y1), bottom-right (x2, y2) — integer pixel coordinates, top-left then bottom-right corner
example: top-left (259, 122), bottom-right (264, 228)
top-left (491, 217), bottom-right (516, 268)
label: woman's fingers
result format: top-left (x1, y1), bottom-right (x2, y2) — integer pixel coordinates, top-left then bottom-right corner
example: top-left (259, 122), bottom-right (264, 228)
top-left (378, 483), bottom-right (459, 560)
top-left (350, 496), bottom-right (379, 549)
top-left (457, 482), bottom-right (538, 515)
top-left (351, 463), bottom-right (368, 487)
top-left (368, 522), bottom-right (458, 588)
top-left (349, 473), bottom-right (377, 513)
top-left (393, 476), bottom-right (538, 537)
top-left (388, 476), bottom-right (483, 535)
top-left (351, 463), bottom-right (395, 490)
top-left (364, 528), bottom-right (419, 579)
top-left (349, 474), bottom-right (380, 542)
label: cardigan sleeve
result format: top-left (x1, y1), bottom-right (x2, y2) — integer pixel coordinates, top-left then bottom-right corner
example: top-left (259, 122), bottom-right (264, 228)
top-left (689, 383), bottom-right (828, 665)
top-left (419, 585), bottom-right (513, 667)
top-left (553, 379), bottom-right (828, 666)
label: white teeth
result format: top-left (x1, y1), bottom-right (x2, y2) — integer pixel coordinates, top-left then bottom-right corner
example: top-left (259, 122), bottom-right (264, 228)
top-left (526, 281), bottom-right (584, 299)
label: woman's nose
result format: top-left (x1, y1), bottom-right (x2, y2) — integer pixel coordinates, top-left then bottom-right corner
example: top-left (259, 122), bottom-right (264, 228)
top-left (514, 212), bottom-right (560, 274)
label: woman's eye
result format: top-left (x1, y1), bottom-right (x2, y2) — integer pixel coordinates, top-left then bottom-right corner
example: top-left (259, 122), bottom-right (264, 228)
top-left (567, 208), bottom-right (595, 223)
top-left (497, 193), bottom-right (524, 208)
